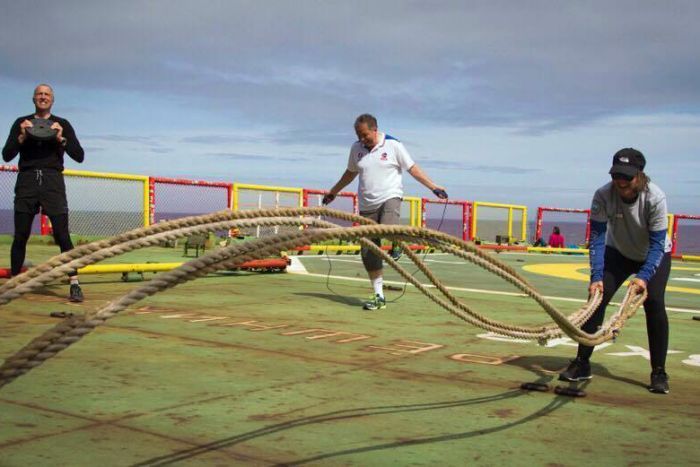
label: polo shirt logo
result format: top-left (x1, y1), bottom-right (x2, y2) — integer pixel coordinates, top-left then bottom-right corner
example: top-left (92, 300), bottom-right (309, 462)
top-left (380, 153), bottom-right (388, 161)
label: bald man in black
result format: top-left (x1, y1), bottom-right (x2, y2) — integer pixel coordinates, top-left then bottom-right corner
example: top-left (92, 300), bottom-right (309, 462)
top-left (2, 83), bottom-right (85, 302)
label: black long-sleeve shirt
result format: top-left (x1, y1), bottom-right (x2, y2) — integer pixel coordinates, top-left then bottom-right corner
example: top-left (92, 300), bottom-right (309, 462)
top-left (2, 114), bottom-right (84, 171)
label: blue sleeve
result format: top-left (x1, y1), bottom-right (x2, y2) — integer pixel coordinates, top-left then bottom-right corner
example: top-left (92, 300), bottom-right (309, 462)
top-left (589, 220), bottom-right (607, 282)
top-left (636, 230), bottom-right (667, 282)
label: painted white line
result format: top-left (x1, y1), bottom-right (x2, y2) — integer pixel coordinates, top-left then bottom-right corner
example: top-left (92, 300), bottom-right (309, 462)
top-left (287, 270), bottom-right (700, 314)
top-left (315, 258), bottom-right (363, 264)
top-left (672, 278), bottom-right (700, 283)
top-left (422, 259), bottom-right (467, 265)
top-left (296, 256), bottom-right (361, 262)
top-left (297, 256), bottom-right (464, 265)
top-left (287, 257), bottom-right (309, 274)
top-left (296, 253), bottom-right (452, 259)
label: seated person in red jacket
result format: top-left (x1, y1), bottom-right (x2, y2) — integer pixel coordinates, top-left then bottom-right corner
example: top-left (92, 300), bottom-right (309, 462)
top-left (548, 226), bottom-right (566, 248)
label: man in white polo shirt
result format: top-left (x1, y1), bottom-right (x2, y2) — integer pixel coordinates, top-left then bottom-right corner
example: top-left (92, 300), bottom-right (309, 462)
top-left (323, 114), bottom-right (448, 310)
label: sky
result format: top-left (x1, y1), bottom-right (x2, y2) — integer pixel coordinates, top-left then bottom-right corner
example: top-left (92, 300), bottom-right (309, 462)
top-left (1, 1), bottom-right (699, 216)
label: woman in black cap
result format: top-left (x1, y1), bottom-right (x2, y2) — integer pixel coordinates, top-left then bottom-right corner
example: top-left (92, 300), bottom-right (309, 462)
top-left (559, 148), bottom-right (672, 394)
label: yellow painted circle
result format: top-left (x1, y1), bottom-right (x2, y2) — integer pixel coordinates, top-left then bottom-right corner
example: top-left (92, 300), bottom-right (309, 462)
top-left (523, 263), bottom-right (700, 295)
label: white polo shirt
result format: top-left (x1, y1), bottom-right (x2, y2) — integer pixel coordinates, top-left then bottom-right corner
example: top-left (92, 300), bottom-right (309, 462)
top-left (347, 132), bottom-right (415, 211)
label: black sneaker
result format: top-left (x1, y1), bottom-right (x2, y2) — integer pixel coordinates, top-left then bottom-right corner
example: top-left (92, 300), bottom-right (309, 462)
top-left (648, 368), bottom-right (669, 394)
top-left (558, 358), bottom-right (592, 382)
top-left (69, 284), bottom-right (84, 303)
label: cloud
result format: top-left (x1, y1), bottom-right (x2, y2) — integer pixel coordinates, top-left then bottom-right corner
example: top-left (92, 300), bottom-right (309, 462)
top-left (83, 134), bottom-right (158, 144)
top-left (205, 152), bottom-right (307, 162)
top-left (180, 130), bottom-right (349, 147)
top-left (420, 159), bottom-right (542, 174)
top-left (180, 135), bottom-right (262, 145)
top-left (1, 2), bottom-right (698, 134)
top-left (83, 146), bottom-right (105, 152)
top-left (265, 128), bottom-right (349, 147)
top-left (206, 152), bottom-right (276, 161)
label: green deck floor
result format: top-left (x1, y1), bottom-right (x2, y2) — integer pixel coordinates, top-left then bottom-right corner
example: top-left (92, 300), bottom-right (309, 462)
top-left (1, 241), bottom-right (699, 466)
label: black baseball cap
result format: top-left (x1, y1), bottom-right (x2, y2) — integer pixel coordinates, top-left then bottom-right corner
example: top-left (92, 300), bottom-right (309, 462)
top-left (609, 148), bottom-right (646, 178)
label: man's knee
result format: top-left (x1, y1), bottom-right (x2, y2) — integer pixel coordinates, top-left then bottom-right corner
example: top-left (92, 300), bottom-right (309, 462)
top-left (53, 233), bottom-right (74, 252)
top-left (13, 230), bottom-right (31, 244)
top-left (361, 247), bottom-right (383, 272)
top-left (47, 214), bottom-right (73, 250)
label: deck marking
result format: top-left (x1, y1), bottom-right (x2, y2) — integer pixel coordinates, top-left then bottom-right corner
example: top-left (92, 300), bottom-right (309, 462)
top-left (683, 355), bottom-right (700, 367)
top-left (290, 271), bottom-right (700, 313)
top-left (365, 340), bottom-right (444, 356)
top-left (448, 353), bottom-right (520, 365)
top-left (523, 263), bottom-right (700, 296)
top-left (288, 256), bottom-right (309, 274)
top-left (606, 345), bottom-right (683, 360)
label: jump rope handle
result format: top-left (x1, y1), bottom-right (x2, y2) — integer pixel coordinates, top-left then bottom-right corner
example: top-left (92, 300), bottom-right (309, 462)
top-left (432, 188), bottom-right (448, 200)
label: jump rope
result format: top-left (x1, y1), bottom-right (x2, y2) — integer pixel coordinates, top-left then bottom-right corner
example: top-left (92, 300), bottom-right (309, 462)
top-left (321, 189), bottom-right (449, 304)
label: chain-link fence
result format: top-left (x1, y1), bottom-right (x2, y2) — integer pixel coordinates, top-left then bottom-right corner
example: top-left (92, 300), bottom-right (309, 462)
top-left (63, 170), bottom-right (148, 236)
top-left (1, 167), bottom-right (148, 237)
top-left (472, 201), bottom-right (527, 243)
top-left (233, 183), bottom-right (303, 238)
top-left (422, 199), bottom-right (470, 240)
top-left (0, 166), bottom-right (43, 234)
top-left (534, 207), bottom-right (590, 247)
top-left (151, 177), bottom-right (231, 223)
top-left (303, 189), bottom-right (357, 228)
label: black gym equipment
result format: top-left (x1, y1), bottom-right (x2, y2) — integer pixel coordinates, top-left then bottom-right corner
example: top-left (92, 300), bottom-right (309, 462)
top-left (121, 271), bottom-right (145, 282)
top-left (432, 188), bottom-right (448, 199)
top-left (554, 385), bottom-right (586, 397)
top-left (520, 382), bottom-right (550, 392)
top-left (693, 316), bottom-right (700, 321)
top-left (49, 311), bottom-right (74, 319)
top-left (27, 118), bottom-right (57, 142)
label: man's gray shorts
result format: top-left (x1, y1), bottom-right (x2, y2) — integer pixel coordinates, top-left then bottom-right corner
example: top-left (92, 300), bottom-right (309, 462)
top-left (360, 197), bottom-right (402, 272)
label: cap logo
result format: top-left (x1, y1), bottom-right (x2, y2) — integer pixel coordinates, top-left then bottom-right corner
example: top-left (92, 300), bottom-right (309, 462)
top-left (619, 156), bottom-right (629, 163)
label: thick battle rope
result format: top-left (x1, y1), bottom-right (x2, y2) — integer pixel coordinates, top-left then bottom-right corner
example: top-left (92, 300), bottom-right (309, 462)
top-left (0, 207), bottom-right (646, 388)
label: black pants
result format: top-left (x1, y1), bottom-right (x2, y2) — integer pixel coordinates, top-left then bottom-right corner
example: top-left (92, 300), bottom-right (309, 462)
top-left (11, 211), bottom-right (75, 276)
top-left (577, 246), bottom-right (671, 369)
top-left (11, 169), bottom-right (76, 277)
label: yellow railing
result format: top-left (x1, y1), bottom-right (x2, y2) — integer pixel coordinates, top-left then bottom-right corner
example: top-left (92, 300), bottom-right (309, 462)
top-left (63, 168), bottom-right (151, 228)
top-left (402, 196), bottom-right (422, 227)
top-left (471, 201), bottom-right (528, 242)
top-left (232, 183), bottom-right (304, 211)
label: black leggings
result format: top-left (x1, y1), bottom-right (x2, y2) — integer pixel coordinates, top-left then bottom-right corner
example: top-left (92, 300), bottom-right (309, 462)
top-left (577, 246), bottom-right (671, 369)
top-left (11, 211), bottom-right (75, 276)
